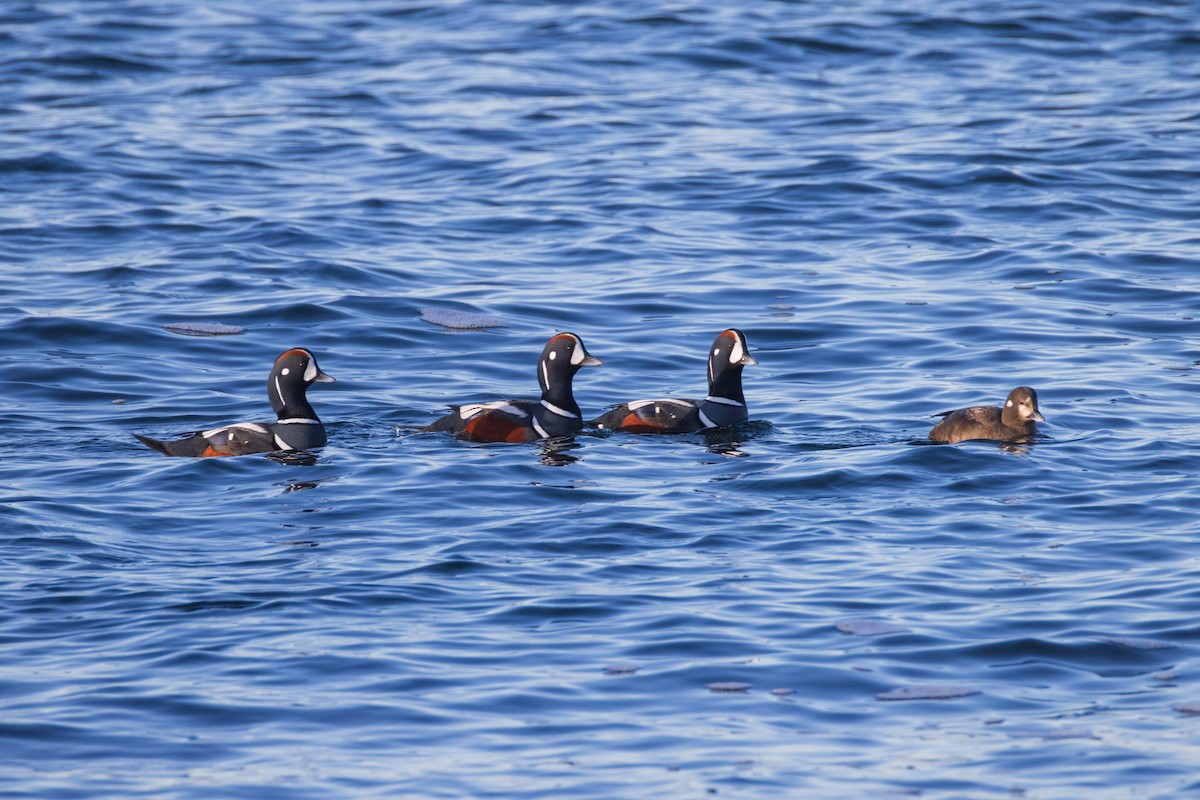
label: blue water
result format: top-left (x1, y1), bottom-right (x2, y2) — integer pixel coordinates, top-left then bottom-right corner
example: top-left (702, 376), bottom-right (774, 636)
top-left (3, 1), bottom-right (1200, 797)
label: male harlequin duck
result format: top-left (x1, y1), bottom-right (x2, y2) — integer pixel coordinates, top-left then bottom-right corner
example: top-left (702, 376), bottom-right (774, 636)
top-left (591, 328), bottom-right (757, 434)
top-left (928, 386), bottom-right (1044, 444)
top-left (134, 348), bottom-right (334, 457)
top-left (424, 332), bottom-right (602, 442)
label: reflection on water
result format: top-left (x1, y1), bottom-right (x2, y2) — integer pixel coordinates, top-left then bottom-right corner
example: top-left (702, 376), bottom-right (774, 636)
top-left (538, 436), bottom-right (582, 467)
top-left (267, 450), bottom-right (322, 467)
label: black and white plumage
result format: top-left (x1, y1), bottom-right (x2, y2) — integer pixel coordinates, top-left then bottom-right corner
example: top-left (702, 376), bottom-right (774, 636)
top-left (929, 386), bottom-right (1044, 444)
top-left (590, 328), bottom-right (757, 434)
top-left (134, 348), bottom-right (335, 457)
top-left (424, 333), bottom-right (602, 442)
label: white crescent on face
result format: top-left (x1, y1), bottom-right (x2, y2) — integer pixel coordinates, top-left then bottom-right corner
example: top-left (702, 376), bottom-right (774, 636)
top-left (569, 337), bottom-right (585, 365)
top-left (303, 354), bottom-right (318, 383)
top-left (728, 336), bottom-right (745, 365)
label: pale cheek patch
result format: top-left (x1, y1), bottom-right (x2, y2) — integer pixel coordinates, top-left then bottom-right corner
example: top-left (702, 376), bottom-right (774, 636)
top-left (549, 351), bottom-right (557, 360)
top-left (729, 338), bottom-right (745, 365)
top-left (303, 358), bottom-right (318, 382)
top-left (1005, 399), bottom-right (1013, 407)
top-left (569, 340), bottom-right (585, 365)
top-left (281, 368), bottom-right (290, 376)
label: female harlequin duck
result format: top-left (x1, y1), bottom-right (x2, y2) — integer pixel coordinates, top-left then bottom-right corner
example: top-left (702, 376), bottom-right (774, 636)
top-left (590, 328), bottom-right (757, 433)
top-left (134, 348), bottom-right (334, 457)
top-left (928, 386), bottom-right (1044, 444)
top-left (425, 332), bottom-right (602, 442)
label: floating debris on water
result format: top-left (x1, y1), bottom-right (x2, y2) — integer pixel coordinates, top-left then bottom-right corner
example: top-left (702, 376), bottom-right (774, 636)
top-left (163, 321), bottom-right (246, 336)
top-left (876, 685), bottom-right (979, 701)
top-left (420, 307), bottom-right (508, 330)
top-left (1173, 702), bottom-right (1200, 715)
top-left (1102, 636), bottom-right (1176, 650)
top-left (603, 663), bottom-right (640, 675)
top-left (1008, 726), bottom-right (1099, 741)
top-left (707, 682), bottom-right (751, 694)
top-left (837, 619), bottom-right (911, 636)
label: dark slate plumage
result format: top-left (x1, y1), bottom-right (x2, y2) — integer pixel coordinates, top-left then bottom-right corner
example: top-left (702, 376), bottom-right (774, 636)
top-left (425, 333), bottom-right (602, 442)
top-left (591, 329), bottom-right (757, 434)
top-left (134, 348), bottom-right (334, 457)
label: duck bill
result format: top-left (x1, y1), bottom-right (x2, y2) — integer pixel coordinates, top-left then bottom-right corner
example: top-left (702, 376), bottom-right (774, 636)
top-left (314, 370), bottom-right (336, 383)
top-left (579, 355), bottom-right (603, 367)
top-left (1030, 410), bottom-right (1045, 422)
top-left (739, 354), bottom-right (759, 366)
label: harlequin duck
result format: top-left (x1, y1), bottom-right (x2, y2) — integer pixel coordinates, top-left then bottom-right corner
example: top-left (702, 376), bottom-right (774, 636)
top-left (929, 386), bottom-right (1044, 444)
top-left (134, 348), bottom-right (335, 457)
top-left (591, 328), bottom-right (757, 433)
top-left (425, 332), bottom-right (602, 442)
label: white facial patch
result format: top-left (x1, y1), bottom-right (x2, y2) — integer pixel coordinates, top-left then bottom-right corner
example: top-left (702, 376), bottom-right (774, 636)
top-left (281, 368), bottom-right (290, 376)
top-left (728, 337), bottom-right (745, 365)
top-left (569, 339), bottom-right (586, 365)
top-left (303, 356), bottom-right (318, 383)
top-left (548, 351), bottom-right (557, 360)
top-left (1005, 399), bottom-right (1013, 407)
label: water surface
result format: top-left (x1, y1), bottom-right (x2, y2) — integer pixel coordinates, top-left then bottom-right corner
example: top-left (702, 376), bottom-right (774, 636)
top-left (3, 2), bottom-right (1200, 797)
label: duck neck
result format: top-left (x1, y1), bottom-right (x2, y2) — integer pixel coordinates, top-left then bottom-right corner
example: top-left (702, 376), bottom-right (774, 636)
top-left (707, 366), bottom-right (746, 405)
top-left (270, 382), bottom-right (319, 422)
top-left (539, 366), bottom-right (581, 417)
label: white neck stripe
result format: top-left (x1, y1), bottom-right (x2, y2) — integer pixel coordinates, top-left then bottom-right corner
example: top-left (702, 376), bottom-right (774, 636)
top-left (704, 395), bottom-right (743, 406)
top-left (697, 408), bottom-right (717, 429)
top-left (531, 417), bottom-right (549, 438)
top-left (540, 399), bottom-right (577, 418)
top-left (276, 418), bottom-right (321, 425)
